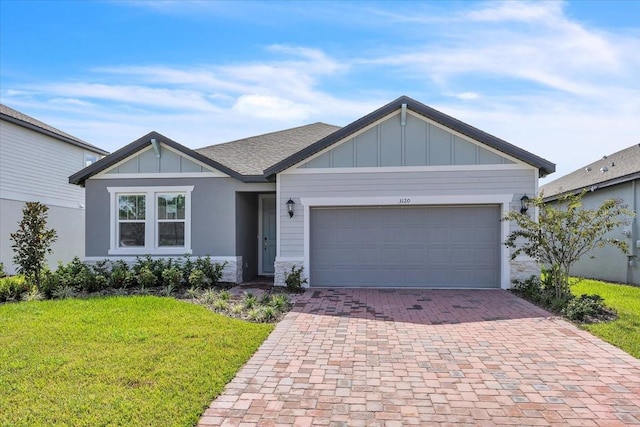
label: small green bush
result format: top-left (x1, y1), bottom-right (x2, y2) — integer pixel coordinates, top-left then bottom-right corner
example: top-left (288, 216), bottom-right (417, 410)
top-left (188, 269), bottom-right (207, 288)
top-left (562, 294), bottom-right (610, 322)
top-left (284, 265), bottom-right (307, 292)
top-left (0, 262), bottom-right (5, 278)
top-left (243, 292), bottom-right (257, 309)
top-left (270, 294), bottom-right (290, 311)
top-left (0, 275), bottom-right (29, 302)
top-left (162, 267), bottom-right (182, 288)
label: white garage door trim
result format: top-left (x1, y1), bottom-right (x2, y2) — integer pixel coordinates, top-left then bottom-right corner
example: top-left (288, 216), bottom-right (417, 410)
top-left (300, 194), bottom-right (514, 289)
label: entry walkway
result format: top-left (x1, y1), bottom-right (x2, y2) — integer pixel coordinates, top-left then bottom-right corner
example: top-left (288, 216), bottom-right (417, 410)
top-left (198, 289), bottom-right (640, 426)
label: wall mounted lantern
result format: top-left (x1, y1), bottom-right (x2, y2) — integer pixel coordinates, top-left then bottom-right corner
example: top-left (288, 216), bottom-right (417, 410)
top-left (286, 198), bottom-right (295, 218)
top-left (520, 195), bottom-right (530, 214)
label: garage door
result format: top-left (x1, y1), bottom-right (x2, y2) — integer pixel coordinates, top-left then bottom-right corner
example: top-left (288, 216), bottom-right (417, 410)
top-left (310, 205), bottom-right (500, 288)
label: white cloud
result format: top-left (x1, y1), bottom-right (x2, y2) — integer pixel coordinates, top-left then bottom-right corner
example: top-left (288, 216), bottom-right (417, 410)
top-left (232, 95), bottom-right (310, 121)
top-left (1, 0), bottom-right (637, 184)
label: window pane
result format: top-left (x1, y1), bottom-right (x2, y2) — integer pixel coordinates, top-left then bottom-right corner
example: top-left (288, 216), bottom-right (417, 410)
top-left (158, 222), bottom-right (185, 247)
top-left (157, 194), bottom-right (185, 220)
top-left (119, 223), bottom-right (145, 247)
top-left (119, 195), bottom-right (145, 220)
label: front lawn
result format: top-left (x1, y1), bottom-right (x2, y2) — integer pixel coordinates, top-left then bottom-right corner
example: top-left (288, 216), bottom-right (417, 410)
top-left (572, 279), bottom-right (640, 359)
top-left (0, 296), bottom-right (273, 427)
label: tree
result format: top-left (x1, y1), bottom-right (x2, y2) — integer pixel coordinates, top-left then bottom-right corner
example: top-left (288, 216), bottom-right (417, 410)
top-left (10, 202), bottom-right (58, 287)
top-left (503, 191), bottom-right (634, 299)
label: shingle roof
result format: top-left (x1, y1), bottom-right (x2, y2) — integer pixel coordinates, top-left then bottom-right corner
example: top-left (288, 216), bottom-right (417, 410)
top-left (0, 103), bottom-right (108, 155)
top-left (69, 131), bottom-right (245, 185)
top-left (540, 144), bottom-right (640, 200)
top-left (264, 96), bottom-right (556, 178)
top-left (195, 123), bottom-right (340, 176)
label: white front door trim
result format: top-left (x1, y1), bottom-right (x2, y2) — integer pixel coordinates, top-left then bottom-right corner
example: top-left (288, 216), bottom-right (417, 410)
top-left (300, 194), bottom-right (514, 289)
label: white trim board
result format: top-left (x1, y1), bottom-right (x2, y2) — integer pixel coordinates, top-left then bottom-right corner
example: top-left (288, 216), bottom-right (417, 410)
top-left (286, 163), bottom-right (533, 175)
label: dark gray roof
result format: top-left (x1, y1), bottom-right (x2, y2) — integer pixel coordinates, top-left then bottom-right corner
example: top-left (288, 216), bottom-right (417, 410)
top-left (0, 103), bottom-right (108, 155)
top-left (195, 123), bottom-right (340, 176)
top-left (69, 131), bottom-right (246, 186)
top-left (541, 144), bottom-right (640, 200)
top-left (70, 95), bottom-right (556, 186)
top-left (264, 96), bottom-right (556, 178)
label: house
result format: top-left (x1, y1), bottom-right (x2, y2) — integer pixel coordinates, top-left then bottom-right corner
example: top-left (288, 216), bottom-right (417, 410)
top-left (70, 96), bottom-right (555, 288)
top-left (0, 104), bottom-right (109, 275)
top-left (541, 144), bottom-right (639, 285)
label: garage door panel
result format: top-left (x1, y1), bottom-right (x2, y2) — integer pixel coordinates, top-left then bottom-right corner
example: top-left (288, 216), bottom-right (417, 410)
top-left (310, 205), bottom-right (500, 288)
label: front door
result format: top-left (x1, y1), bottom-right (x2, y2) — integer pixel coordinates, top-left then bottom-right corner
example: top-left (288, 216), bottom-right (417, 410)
top-left (260, 196), bottom-right (276, 275)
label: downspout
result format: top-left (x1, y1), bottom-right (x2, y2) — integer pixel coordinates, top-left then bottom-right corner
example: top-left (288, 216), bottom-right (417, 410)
top-left (628, 179), bottom-right (637, 284)
top-left (400, 103), bottom-right (407, 162)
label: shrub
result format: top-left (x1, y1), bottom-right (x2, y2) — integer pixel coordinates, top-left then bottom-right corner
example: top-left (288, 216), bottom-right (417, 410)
top-left (247, 308), bottom-right (263, 322)
top-left (162, 267), bottom-right (182, 288)
top-left (562, 294), bottom-right (611, 322)
top-left (10, 201), bottom-right (57, 288)
top-left (109, 261), bottom-right (132, 289)
top-left (0, 263), bottom-right (5, 278)
top-left (22, 286), bottom-right (44, 301)
top-left (136, 267), bottom-right (156, 290)
top-left (212, 298), bottom-right (229, 312)
top-left (270, 294), bottom-right (290, 311)
top-left (188, 269), bottom-right (207, 288)
top-left (285, 265), bottom-right (307, 292)
top-left (260, 306), bottom-right (276, 322)
top-left (243, 292), bottom-right (257, 309)
top-left (218, 290), bottom-right (231, 301)
top-left (0, 276), bottom-right (29, 302)
top-left (194, 257), bottom-right (227, 286)
top-left (52, 285), bottom-right (76, 300)
top-left (199, 289), bottom-right (218, 305)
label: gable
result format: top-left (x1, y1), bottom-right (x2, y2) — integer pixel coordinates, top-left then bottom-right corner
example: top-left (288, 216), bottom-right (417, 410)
top-left (101, 144), bottom-right (226, 177)
top-left (298, 112), bottom-right (514, 169)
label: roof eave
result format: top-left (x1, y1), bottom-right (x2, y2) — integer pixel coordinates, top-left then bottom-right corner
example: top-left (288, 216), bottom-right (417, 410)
top-left (542, 171), bottom-right (640, 202)
top-left (69, 131), bottom-right (246, 186)
top-left (264, 95), bottom-right (556, 177)
top-left (1, 113), bottom-right (109, 156)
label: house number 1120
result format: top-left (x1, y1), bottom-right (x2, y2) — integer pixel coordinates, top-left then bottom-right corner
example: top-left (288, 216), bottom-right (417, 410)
top-left (399, 198), bottom-right (411, 204)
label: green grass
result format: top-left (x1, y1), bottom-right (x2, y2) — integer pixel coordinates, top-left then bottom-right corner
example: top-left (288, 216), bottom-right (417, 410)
top-left (0, 296), bottom-right (274, 427)
top-left (571, 278), bottom-right (640, 359)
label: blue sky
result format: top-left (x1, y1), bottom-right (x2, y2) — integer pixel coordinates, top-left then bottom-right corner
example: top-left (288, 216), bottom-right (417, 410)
top-left (1, 1), bottom-right (639, 183)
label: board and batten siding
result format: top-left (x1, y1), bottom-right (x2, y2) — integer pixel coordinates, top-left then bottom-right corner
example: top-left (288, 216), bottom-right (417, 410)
top-left (278, 168), bottom-right (537, 258)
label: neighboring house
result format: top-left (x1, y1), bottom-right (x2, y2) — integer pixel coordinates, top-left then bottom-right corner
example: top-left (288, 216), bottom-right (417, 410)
top-left (541, 144), bottom-right (639, 285)
top-left (70, 96), bottom-right (555, 288)
top-left (0, 104), bottom-right (109, 275)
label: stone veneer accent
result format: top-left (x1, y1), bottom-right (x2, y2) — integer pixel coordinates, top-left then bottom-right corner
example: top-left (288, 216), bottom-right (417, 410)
top-left (215, 257), bottom-right (243, 284)
top-left (274, 258), bottom-right (305, 287)
top-left (510, 258), bottom-right (540, 285)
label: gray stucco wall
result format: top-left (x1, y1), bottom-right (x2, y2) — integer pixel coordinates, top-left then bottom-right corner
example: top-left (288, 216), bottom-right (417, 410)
top-left (235, 192), bottom-right (259, 281)
top-left (566, 182), bottom-right (638, 285)
top-left (85, 177), bottom-right (274, 258)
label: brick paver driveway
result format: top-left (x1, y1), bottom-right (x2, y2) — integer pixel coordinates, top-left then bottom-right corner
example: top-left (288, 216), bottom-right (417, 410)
top-left (199, 289), bottom-right (640, 426)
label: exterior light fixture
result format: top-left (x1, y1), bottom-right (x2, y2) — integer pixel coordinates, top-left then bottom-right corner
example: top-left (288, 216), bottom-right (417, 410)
top-left (520, 195), bottom-right (530, 214)
top-left (286, 198), bottom-right (295, 218)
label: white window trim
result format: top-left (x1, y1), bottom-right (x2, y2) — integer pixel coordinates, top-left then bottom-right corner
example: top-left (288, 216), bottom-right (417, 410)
top-left (107, 186), bottom-right (194, 256)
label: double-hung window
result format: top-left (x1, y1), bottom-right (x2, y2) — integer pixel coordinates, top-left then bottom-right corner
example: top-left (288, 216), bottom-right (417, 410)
top-left (108, 186), bottom-right (194, 255)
